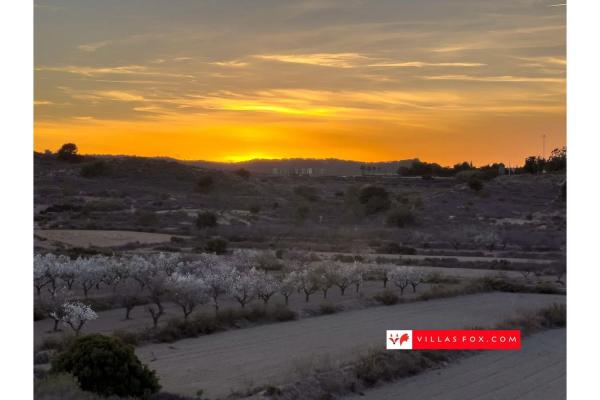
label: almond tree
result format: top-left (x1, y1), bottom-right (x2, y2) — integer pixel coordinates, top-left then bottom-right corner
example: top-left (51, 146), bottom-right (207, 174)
top-left (315, 263), bottom-right (336, 298)
top-left (202, 265), bottom-right (232, 313)
top-left (103, 258), bottom-right (130, 293)
top-left (152, 252), bottom-right (183, 277)
top-left (145, 273), bottom-right (169, 328)
top-left (228, 268), bottom-right (259, 308)
top-left (75, 257), bottom-right (107, 298)
top-left (57, 259), bottom-right (78, 290)
top-left (57, 301), bottom-right (98, 336)
top-left (349, 263), bottom-right (363, 293)
top-left (45, 287), bottom-right (72, 332)
top-left (407, 268), bottom-right (424, 292)
top-left (388, 266), bottom-right (410, 295)
top-left (34, 254), bottom-right (53, 297)
top-left (167, 273), bottom-right (209, 321)
top-left (291, 270), bottom-right (320, 302)
top-left (278, 273), bottom-right (296, 305)
top-left (255, 270), bottom-right (280, 305)
top-left (334, 264), bottom-right (356, 295)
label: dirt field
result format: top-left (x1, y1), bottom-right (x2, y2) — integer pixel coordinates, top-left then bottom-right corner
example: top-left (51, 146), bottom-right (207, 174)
top-left (135, 292), bottom-right (565, 398)
top-left (35, 229), bottom-right (178, 247)
top-left (345, 328), bottom-right (566, 400)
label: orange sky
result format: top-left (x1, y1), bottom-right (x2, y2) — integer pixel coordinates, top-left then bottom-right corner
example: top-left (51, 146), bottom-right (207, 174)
top-left (34, 0), bottom-right (566, 166)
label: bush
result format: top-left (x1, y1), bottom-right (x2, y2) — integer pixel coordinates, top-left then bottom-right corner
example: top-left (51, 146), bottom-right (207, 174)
top-left (319, 301), bottom-right (338, 314)
top-left (51, 334), bottom-right (160, 398)
top-left (385, 208), bottom-right (415, 227)
top-left (196, 211), bottom-right (218, 228)
top-left (56, 143), bottom-right (82, 163)
top-left (196, 176), bottom-right (214, 192)
top-left (205, 237), bottom-right (228, 254)
top-left (468, 177), bottom-right (484, 192)
top-left (374, 290), bottom-right (399, 305)
top-left (359, 186), bottom-right (391, 215)
top-left (81, 161), bottom-right (108, 178)
top-left (112, 329), bottom-right (140, 347)
top-left (234, 168), bottom-right (251, 180)
top-left (294, 185), bottom-right (319, 202)
top-left (135, 210), bottom-right (159, 226)
top-left (539, 303), bottom-right (566, 327)
top-left (271, 304), bottom-right (297, 321)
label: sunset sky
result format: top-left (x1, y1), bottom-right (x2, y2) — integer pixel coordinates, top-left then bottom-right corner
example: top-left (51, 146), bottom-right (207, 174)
top-left (34, 0), bottom-right (566, 166)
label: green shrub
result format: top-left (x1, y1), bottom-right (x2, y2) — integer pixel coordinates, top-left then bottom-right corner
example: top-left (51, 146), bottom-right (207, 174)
top-left (539, 303), bottom-right (566, 327)
top-left (379, 242), bottom-right (416, 255)
top-left (81, 161), bottom-right (108, 178)
top-left (374, 290), bottom-right (400, 305)
top-left (385, 208), bottom-right (415, 227)
top-left (196, 211), bottom-right (218, 228)
top-left (234, 168), bottom-right (251, 180)
top-left (359, 186), bottom-right (391, 215)
top-left (319, 301), bottom-right (338, 314)
top-left (468, 177), bottom-right (484, 192)
top-left (135, 210), bottom-right (159, 226)
top-left (196, 176), bottom-right (214, 192)
top-left (271, 306), bottom-right (297, 321)
top-left (205, 237), bottom-right (228, 254)
top-left (294, 185), bottom-right (319, 202)
top-left (51, 334), bottom-right (160, 398)
top-left (112, 329), bottom-right (140, 346)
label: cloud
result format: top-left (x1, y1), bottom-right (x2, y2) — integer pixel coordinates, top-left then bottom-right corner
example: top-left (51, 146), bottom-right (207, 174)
top-left (254, 53), bottom-right (366, 68)
top-left (212, 60), bottom-right (249, 68)
top-left (424, 75), bottom-right (564, 83)
top-left (34, 100), bottom-right (54, 106)
top-left (93, 91), bottom-right (146, 102)
top-left (36, 65), bottom-right (194, 79)
top-left (368, 61), bottom-right (486, 68)
top-left (78, 41), bottom-right (110, 52)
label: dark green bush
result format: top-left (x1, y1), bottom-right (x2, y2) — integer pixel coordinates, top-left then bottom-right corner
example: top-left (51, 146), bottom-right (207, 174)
top-left (294, 185), bottom-right (319, 202)
top-left (385, 208), bottom-right (415, 227)
top-left (319, 301), bottom-right (338, 314)
top-left (205, 237), bottom-right (228, 254)
top-left (374, 290), bottom-right (400, 305)
top-left (196, 211), bottom-right (218, 228)
top-left (51, 334), bottom-right (160, 398)
top-left (379, 242), bottom-right (416, 254)
top-left (468, 177), bottom-right (483, 192)
top-left (81, 161), bottom-right (108, 178)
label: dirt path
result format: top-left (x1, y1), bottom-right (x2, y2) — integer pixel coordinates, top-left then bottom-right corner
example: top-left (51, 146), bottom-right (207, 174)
top-left (345, 328), bottom-right (565, 400)
top-left (135, 292), bottom-right (565, 398)
top-left (35, 229), bottom-right (179, 247)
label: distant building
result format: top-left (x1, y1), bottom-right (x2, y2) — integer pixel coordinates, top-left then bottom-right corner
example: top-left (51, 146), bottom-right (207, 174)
top-left (271, 167), bottom-right (324, 177)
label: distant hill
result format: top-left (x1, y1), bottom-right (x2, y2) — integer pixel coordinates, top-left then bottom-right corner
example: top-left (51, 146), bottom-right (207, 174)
top-left (181, 158), bottom-right (418, 176)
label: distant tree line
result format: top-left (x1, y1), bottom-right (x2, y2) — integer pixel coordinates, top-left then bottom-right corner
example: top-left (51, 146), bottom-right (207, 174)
top-left (396, 146), bottom-right (566, 178)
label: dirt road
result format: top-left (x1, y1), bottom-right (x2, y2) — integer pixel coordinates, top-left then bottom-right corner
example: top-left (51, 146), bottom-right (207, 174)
top-left (35, 229), bottom-right (178, 247)
top-left (135, 292), bottom-right (565, 398)
top-left (345, 328), bottom-right (566, 400)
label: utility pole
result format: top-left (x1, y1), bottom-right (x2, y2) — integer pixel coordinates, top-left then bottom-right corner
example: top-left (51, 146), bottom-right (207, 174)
top-left (542, 134), bottom-right (546, 159)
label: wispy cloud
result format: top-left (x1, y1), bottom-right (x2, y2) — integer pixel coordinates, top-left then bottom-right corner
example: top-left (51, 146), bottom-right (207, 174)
top-left (255, 53), bottom-right (366, 68)
top-left (211, 60), bottom-right (249, 68)
top-left (368, 61), bottom-right (486, 68)
top-left (36, 65), bottom-right (194, 79)
top-left (78, 41), bottom-right (110, 52)
top-left (424, 75), bottom-right (564, 83)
